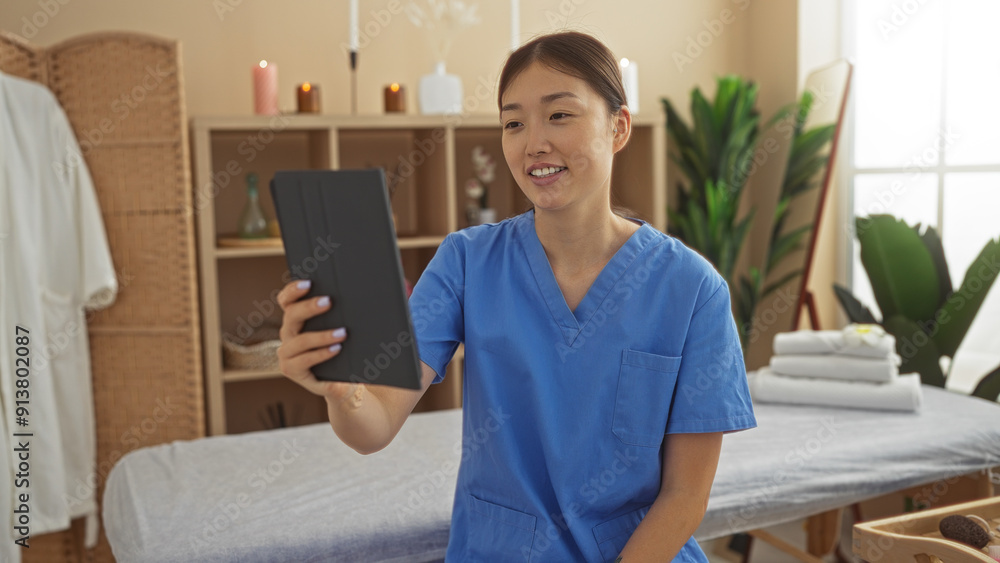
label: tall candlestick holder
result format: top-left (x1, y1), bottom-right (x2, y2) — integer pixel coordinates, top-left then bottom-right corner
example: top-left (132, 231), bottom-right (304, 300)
top-left (349, 50), bottom-right (358, 115)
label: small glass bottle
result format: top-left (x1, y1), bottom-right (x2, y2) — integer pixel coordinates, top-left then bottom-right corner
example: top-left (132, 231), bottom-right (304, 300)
top-left (238, 172), bottom-right (269, 238)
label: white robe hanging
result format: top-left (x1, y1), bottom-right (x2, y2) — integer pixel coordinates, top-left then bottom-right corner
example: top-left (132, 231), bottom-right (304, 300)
top-left (0, 70), bottom-right (118, 560)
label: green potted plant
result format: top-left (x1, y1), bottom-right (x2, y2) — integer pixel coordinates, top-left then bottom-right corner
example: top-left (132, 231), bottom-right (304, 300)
top-left (662, 76), bottom-right (763, 287)
top-left (834, 215), bottom-right (1000, 401)
top-left (734, 91), bottom-right (836, 348)
top-left (662, 77), bottom-right (834, 349)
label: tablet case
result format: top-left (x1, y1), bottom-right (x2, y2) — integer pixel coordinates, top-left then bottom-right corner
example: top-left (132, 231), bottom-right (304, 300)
top-left (270, 169), bottom-right (422, 390)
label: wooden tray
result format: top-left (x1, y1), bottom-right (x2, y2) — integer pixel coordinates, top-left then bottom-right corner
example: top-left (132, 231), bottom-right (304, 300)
top-left (854, 495), bottom-right (1000, 562)
top-left (217, 235), bottom-right (283, 248)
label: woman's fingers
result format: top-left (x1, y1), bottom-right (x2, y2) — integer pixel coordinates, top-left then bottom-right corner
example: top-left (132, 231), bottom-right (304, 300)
top-left (277, 326), bottom-right (347, 361)
top-left (279, 343), bottom-right (339, 384)
top-left (286, 368), bottom-right (362, 404)
top-left (282, 296), bottom-right (332, 339)
top-left (277, 280), bottom-right (332, 341)
top-left (275, 279), bottom-right (362, 408)
top-left (278, 336), bottom-right (356, 400)
top-left (277, 279), bottom-right (313, 309)
top-left (276, 279), bottom-right (354, 399)
top-left (277, 328), bottom-right (348, 384)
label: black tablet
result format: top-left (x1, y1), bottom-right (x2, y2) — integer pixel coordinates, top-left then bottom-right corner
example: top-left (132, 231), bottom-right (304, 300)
top-left (270, 169), bottom-right (421, 390)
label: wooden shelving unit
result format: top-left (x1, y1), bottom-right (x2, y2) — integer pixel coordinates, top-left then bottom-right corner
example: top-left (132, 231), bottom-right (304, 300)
top-left (191, 113), bottom-right (666, 436)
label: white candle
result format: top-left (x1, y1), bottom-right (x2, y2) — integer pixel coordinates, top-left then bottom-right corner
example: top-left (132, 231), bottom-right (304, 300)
top-left (620, 58), bottom-right (639, 114)
top-left (253, 60), bottom-right (279, 115)
top-left (349, 0), bottom-right (359, 51)
top-left (511, 0), bottom-right (519, 52)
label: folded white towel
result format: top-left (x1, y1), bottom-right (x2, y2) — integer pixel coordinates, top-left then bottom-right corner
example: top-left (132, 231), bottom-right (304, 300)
top-left (750, 368), bottom-right (923, 412)
top-left (773, 328), bottom-right (896, 359)
top-left (770, 354), bottom-right (900, 383)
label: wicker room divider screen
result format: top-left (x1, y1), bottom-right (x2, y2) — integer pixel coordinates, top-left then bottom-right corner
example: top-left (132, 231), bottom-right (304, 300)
top-left (0, 31), bottom-right (204, 562)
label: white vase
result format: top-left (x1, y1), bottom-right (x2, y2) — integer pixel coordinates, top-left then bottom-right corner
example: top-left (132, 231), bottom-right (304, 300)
top-left (419, 61), bottom-right (463, 115)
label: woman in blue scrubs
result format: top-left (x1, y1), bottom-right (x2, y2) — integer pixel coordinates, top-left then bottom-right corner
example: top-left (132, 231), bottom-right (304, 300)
top-left (277, 31), bottom-right (756, 562)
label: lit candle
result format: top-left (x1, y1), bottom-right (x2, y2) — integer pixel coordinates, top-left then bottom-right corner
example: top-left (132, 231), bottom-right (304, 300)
top-left (620, 58), bottom-right (639, 114)
top-left (349, 0), bottom-right (359, 52)
top-left (511, 0), bottom-right (519, 52)
top-left (253, 60), bottom-right (279, 115)
top-left (384, 83), bottom-right (406, 113)
top-left (297, 83), bottom-right (321, 113)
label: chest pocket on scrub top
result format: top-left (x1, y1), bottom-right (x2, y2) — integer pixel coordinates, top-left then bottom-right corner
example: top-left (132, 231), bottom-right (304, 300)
top-left (612, 349), bottom-right (682, 448)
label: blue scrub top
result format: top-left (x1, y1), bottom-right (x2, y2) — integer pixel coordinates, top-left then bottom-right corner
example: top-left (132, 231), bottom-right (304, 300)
top-left (408, 210), bottom-right (757, 562)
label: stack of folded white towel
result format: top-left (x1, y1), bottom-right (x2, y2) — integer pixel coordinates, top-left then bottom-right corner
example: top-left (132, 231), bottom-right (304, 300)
top-left (750, 324), bottom-right (923, 412)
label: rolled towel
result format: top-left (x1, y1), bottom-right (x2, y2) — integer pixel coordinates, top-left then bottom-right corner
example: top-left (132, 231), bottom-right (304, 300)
top-left (770, 354), bottom-right (900, 383)
top-left (773, 325), bottom-right (895, 359)
top-left (749, 368), bottom-right (923, 412)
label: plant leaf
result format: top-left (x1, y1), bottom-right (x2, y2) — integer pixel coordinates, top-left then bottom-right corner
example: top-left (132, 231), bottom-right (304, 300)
top-left (691, 89), bottom-right (719, 182)
top-left (761, 101), bottom-right (794, 132)
top-left (687, 198), bottom-right (709, 259)
top-left (787, 124), bottom-right (835, 174)
top-left (795, 90), bottom-right (815, 135)
top-left (914, 223), bottom-right (953, 309)
top-left (772, 197), bottom-right (791, 224)
top-left (932, 237), bottom-right (1000, 357)
top-left (767, 224), bottom-right (812, 273)
top-left (883, 314), bottom-right (946, 388)
top-left (971, 364), bottom-right (1000, 402)
top-left (667, 207), bottom-right (691, 241)
top-left (723, 209), bottom-right (755, 282)
top-left (762, 269), bottom-right (802, 300)
top-left (737, 271), bottom-right (758, 322)
top-left (662, 97), bottom-right (695, 152)
top-left (785, 157), bottom-right (829, 197)
top-left (856, 215), bottom-right (940, 323)
top-left (832, 283), bottom-right (879, 324)
top-left (677, 146), bottom-right (710, 192)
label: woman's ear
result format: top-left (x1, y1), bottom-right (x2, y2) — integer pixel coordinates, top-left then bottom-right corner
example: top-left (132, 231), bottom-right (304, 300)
top-left (612, 106), bottom-right (632, 153)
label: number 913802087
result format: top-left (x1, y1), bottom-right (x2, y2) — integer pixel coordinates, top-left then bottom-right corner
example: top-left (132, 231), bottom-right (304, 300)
top-left (14, 325), bottom-right (31, 427)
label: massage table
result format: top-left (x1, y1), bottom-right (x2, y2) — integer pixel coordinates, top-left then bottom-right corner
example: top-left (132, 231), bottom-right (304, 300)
top-left (103, 385), bottom-right (1000, 562)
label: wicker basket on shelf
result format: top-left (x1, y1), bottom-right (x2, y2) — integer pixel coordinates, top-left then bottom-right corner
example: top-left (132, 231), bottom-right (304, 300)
top-left (222, 327), bottom-right (281, 370)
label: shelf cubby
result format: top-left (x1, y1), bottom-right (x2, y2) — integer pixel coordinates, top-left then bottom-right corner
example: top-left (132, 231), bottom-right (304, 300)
top-left (192, 113), bottom-right (665, 435)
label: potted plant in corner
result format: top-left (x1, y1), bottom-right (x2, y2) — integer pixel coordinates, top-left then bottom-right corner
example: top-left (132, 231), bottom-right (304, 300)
top-left (834, 214), bottom-right (1000, 401)
top-left (662, 76), bottom-right (836, 350)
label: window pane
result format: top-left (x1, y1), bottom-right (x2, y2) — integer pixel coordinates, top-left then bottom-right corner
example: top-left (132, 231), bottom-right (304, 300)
top-left (851, 173), bottom-right (939, 321)
top-left (853, 0), bottom-right (945, 168)
top-left (852, 244), bottom-right (880, 321)
top-left (942, 173), bottom-right (1000, 362)
top-left (942, 173), bottom-right (1000, 278)
top-left (853, 173), bottom-right (938, 226)
top-left (944, 0), bottom-right (1000, 165)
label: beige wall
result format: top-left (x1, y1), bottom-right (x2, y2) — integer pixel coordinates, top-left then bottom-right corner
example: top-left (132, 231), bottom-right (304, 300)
top-left (738, 0), bottom-right (798, 369)
top-left (1, 0), bottom-right (754, 119)
top-left (1, 0), bottom-right (845, 362)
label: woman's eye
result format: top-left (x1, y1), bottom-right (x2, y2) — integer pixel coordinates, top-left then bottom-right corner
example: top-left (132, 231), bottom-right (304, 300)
top-left (503, 121), bottom-right (522, 130)
top-left (550, 112), bottom-right (569, 120)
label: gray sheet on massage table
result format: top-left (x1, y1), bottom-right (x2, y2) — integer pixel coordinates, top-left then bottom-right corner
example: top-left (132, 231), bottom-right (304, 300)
top-left (102, 385), bottom-right (1000, 562)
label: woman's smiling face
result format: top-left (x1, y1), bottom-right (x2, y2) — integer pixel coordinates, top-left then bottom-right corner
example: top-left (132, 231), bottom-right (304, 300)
top-left (500, 62), bottom-right (620, 214)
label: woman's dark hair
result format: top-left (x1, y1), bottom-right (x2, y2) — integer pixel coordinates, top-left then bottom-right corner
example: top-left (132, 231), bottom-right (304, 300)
top-left (498, 31), bottom-right (637, 219)
top-left (498, 31), bottom-right (627, 116)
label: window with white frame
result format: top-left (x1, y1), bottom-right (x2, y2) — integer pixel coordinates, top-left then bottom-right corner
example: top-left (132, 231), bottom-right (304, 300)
top-left (844, 0), bottom-right (1000, 387)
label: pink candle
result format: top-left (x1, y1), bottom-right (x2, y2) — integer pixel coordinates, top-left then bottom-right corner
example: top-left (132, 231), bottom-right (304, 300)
top-left (253, 60), bottom-right (278, 115)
